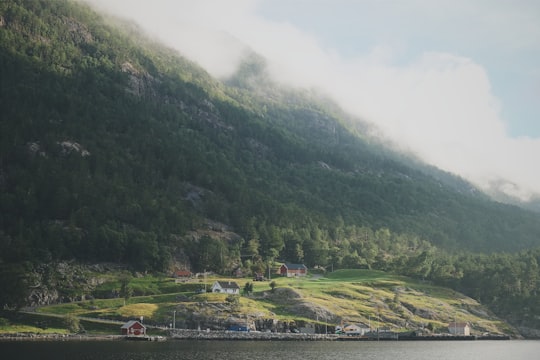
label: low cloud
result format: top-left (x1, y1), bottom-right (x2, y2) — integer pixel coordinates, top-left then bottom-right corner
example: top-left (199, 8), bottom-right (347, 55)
top-left (85, 0), bottom-right (540, 201)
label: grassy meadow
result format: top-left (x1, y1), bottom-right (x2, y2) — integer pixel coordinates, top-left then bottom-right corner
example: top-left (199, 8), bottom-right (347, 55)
top-left (0, 269), bottom-right (512, 336)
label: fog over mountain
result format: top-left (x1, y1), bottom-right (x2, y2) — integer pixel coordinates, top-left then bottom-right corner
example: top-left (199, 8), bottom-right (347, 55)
top-left (84, 0), bottom-right (540, 204)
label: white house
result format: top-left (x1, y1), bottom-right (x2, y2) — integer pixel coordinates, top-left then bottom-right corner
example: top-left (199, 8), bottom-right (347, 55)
top-left (211, 281), bottom-right (240, 294)
top-left (448, 322), bottom-right (471, 336)
top-left (336, 323), bottom-right (370, 336)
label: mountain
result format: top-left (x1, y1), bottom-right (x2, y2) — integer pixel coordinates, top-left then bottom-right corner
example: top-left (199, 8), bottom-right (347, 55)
top-left (1, 0), bottom-right (540, 266)
top-left (1, 0), bottom-right (540, 334)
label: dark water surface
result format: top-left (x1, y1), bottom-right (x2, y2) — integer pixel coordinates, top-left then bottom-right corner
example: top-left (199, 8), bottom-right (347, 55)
top-left (1, 340), bottom-right (539, 360)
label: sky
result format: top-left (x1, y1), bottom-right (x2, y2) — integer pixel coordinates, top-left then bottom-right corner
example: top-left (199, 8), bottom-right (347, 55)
top-left (85, 0), bottom-right (540, 201)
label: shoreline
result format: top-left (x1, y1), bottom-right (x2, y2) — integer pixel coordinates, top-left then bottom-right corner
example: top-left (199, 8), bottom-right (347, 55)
top-left (170, 329), bottom-right (336, 341)
top-left (0, 333), bottom-right (125, 341)
top-left (0, 330), bottom-right (512, 342)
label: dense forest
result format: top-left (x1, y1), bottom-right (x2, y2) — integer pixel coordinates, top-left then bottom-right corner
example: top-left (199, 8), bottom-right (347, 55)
top-left (0, 0), bottom-right (539, 330)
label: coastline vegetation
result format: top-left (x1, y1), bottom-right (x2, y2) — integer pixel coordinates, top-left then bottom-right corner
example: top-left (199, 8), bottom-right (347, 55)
top-left (0, 270), bottom-right (514, 337)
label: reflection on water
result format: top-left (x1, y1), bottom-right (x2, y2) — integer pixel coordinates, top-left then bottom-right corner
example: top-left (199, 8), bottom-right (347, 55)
top-left (1, 340), bottom-right (539, 360)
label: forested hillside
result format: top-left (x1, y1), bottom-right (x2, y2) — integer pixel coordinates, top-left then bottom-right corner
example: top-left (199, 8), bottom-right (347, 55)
top-left (0, 0), bottom-right (539, 331)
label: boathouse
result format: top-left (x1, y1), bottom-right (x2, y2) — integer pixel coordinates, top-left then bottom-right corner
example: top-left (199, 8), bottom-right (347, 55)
top-left (448, 322), bottom-right (471, 336)
top-left (121, 320), bottom-right (147, 336)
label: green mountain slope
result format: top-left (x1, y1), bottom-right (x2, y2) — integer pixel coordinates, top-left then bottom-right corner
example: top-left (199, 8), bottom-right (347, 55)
top-left (1, 0), bottom-right (540, 335)
top-left (1, 0), bottom-right (539, 268)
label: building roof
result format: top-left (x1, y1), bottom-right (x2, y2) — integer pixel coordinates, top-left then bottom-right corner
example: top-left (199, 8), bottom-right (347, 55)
top-left (343, 323), bottom-right (369, 329)
top-left (121, 320), bottom-right (146, 329)
top-left (215, 281), bottom-right (240, 289)
top-left (174, 270), bottom-right (192, 277)
top-left (283, 263), bottom-right (307, 270)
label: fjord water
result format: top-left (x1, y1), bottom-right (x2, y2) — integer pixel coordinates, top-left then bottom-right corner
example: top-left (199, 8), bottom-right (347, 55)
top-left (1, 340), bottom-right (540, 360)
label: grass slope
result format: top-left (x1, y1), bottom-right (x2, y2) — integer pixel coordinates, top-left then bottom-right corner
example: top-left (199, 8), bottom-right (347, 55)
top-left (0, 270), bottom-right (513, 336)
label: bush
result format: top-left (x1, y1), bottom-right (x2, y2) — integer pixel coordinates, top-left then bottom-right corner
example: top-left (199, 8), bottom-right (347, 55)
top-left (0, 317), bottom-right (10, 327)
top-left (64, 314), bottom-right (81, 333)
top-left (226, 295), bottom-right (239, 305)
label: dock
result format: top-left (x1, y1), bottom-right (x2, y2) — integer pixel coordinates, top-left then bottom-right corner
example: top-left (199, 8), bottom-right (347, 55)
top-left (125, 335), bottom-right (166, 341)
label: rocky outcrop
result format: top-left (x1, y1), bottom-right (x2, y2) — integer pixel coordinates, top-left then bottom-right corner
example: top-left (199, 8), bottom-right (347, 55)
top-left (26, 262), bottom-right (110, 306)
top-left (57, 141), bottom-right (90, 157)
top-left (28, 286), bottom-right (60, 307)
top-left (61, 16), bottom-right (93, 44)
top-left (121, 61), bottom-right (158, 99)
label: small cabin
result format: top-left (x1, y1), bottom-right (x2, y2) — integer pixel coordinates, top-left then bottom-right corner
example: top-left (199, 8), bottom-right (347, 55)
top-left (279, 263), bottom-right (307, 277)
top-left (336, 324), bottom-right (370, 336)
top-left (173, 269), bottom-right (192, 283)
top-left (121, 320), bottom-right (146, 336)
top-left (448, 322), bottom-right (471, 336)
top-left (173, 269), bottom-right (192, 278)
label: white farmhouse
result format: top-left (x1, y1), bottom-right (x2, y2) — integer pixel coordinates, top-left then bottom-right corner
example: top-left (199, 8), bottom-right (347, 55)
top-left (211, 281), bottom-right (240, 295)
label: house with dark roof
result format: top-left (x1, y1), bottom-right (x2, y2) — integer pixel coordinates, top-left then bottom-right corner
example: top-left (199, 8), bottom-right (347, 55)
top-left (279, 263), bottom-right (308, 277)
top-left (211, 281), bottom-right (240, 294)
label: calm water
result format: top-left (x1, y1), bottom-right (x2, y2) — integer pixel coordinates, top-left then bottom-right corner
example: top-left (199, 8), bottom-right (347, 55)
top-left (1, 340), bottom-right (539, 360)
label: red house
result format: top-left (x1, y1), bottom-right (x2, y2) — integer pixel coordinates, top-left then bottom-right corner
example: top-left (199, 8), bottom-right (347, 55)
top-left (279, 263), bottom-right (307, 277)
top-left (121, 320), bottom-right (146, 336)
top-left (173, 269), bottom-right (192, 278)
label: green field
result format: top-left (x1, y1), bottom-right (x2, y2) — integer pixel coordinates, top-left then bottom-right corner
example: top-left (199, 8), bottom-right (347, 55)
top-left (0, 269), bottom-right (514, 336)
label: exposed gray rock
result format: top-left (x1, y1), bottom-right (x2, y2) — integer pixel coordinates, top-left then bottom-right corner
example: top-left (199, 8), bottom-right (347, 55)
top-left (57, 141), bottom-right (90, 157)
top-left (26, 262), bottom-right (108, 306)
top-left (121, 61), bottom-right (158, 99)
top-left (27, 142), bottom-right (47, 157)
top-left (61, 16), bottom-right (93, 43)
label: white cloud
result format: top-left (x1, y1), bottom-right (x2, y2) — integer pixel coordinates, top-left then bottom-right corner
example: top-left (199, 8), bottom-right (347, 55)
top-left (84, 0), bottom-right (540, 201)
top-left (84, 0), bottom-right (254, 77)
